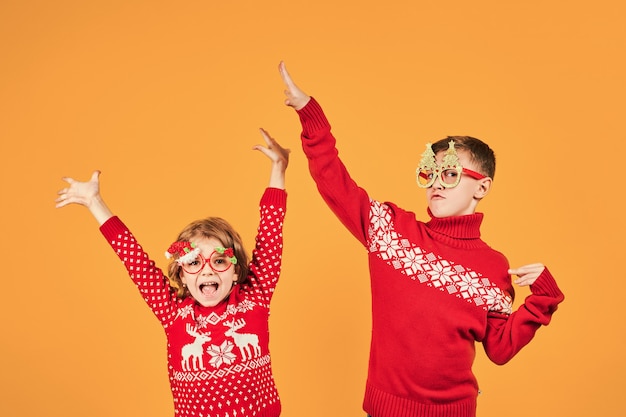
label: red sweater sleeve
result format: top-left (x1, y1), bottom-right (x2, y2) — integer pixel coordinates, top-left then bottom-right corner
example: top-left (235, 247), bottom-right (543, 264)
top-left (99, 216), bottom-right (180, 326)
top-left (246, 187), bottom-right (287, 306)
top-left (297, 98), bottom-right (371, 245)
top-left (482, 267), bottom-right (565, 364)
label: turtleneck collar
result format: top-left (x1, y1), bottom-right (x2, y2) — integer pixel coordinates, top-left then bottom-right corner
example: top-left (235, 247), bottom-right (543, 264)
top-left (425, 208), bottom-right (484, 240)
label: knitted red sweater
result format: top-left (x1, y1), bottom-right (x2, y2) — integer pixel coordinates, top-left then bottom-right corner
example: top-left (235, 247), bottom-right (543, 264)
top-left (99, 188), bottom-right (286, 417)
top-left (296, 98), bottom-right (564, 417)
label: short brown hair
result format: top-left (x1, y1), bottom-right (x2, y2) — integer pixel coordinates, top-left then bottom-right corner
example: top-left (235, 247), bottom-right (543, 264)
top-left (166, 217), bottom-right (250, 298)
top-left (431, 136), bottom-right (496, 180)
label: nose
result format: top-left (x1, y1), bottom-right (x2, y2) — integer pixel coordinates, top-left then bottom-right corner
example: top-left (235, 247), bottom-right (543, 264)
top-left (200, 261), bottom-right (214, 276)
top-left (431, 174), bottom-right (444, 190)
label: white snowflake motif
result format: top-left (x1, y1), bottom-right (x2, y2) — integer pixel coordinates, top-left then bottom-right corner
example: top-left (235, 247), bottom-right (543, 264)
top-left (226, 304), bottom-right (239, 316)
top-left (498, 293), bottom-right (514, 314)
top-left (402, 247), bottom-right (427, 275)
top-left (427, 261), bottom-right (454, 287)
top-left (207, 340), bottom-right (236, 368)
top-left (370, 201), bottom-right (391, 233)
top-left (483, 287), bottom-right (500, 310)
top-left (368, 229), bottom-right (378, 252)
top-left (484, 287), bottom-right (513, 314)
top-left (175, 305), bottom-right (194, 321)
top-left (378, 231), bottom-right (403, 260)
top-left (458, 272), bottom-right (481, 298)
top-left (236, 299), bottom-right (257, 313)
top-left (366, 201), bottom-right (513, 314)
top-left (195, 314), bottom-right (212, 329)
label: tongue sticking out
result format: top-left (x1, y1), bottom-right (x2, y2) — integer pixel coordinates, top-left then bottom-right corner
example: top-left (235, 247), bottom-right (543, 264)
top-left (200, 283), bottom-right (219, 295)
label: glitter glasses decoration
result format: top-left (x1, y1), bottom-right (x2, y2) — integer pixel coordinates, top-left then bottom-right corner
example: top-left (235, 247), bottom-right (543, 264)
top-left (416, 140), bottom-right (486, 188)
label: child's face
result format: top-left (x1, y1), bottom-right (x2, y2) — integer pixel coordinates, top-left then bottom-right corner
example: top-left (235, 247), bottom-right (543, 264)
top-left (180, 236), bottom-right (239, 307)
top-left (426, 149), bottom-right (490, 218)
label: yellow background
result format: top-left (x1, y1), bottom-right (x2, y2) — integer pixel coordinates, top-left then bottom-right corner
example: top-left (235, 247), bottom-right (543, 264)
top-left (1, 0), bottom-right (623, 416)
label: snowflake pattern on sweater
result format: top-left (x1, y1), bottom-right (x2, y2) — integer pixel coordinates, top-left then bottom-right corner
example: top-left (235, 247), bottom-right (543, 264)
top-left (295, 97), bottom-right (564, 417)
top-left (101, 188), bottom-right (286, 417)
top-left (368, 200), bottom-right (513, 314)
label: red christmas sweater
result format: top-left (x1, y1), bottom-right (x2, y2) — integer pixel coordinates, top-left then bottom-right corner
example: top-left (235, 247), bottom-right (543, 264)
top-left (99, 188), bottom-right (286, 417)
top-left (296, 98), bottom-right (564, 417)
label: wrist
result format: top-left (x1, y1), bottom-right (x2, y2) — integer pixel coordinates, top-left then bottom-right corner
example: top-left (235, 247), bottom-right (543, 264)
top-left (294, 95), bottom-right (311, 111)
top-left (89, 195), bottom-right (114, 225)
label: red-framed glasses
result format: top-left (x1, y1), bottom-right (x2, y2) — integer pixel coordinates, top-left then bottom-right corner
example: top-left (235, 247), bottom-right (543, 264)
top-left (179, 250), bottom-right (235, 275)
top-left (417, 166), bottom-right (486, 189)
top-left (416, 140), bottom-right (488, 189)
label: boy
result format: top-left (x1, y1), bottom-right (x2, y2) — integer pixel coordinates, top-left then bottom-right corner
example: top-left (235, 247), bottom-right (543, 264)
top-left (278, 62), bottom-right (564, 417)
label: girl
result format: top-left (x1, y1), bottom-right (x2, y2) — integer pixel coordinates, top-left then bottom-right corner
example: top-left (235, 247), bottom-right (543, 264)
top-left (56, 128), bottom-right (289, 417)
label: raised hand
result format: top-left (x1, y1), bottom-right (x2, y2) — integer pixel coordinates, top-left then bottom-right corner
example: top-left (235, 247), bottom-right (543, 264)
top-left (509, 263), bottom-right (545, 287)
top-left (253, 128), bottom-right (290, 190)
top-left (279, 61), bottom-right (310, 111)
top-left (55, 170), bottom-right (113, 225)
top-left (56, 170), bottom-right (102, 208)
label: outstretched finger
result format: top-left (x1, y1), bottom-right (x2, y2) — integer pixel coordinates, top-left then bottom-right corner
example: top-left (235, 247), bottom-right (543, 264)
top-left (254, 128), bottom-right (290, 161)
top-left (509, 263), bottom-right (544, 276)
top-left (253, 144), bottom-right (280, 163)
top-left (278, 61), bottom-right (295, 89)
top-left (55, 189), bottom-right (74, 207)
top-left (61, 176), bottom-right (76, 186)
top-left (90, 170), bottom-right (101, 182)
top-left (56, 178), bottom-right (74, 206)
top-left (258, 128), bottom-right (275, 147)
top-left (515, 273), bottom-right (540, 286)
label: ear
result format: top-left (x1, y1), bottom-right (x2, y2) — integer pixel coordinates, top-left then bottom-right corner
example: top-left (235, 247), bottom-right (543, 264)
top-left (232, 273), bottom-right (239, 284)
top-left (474, 177), bottom-right (492, 200)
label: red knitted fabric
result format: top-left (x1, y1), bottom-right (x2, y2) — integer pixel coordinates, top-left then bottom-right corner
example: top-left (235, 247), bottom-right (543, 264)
top-left (99, 188), bottom-right (286, 417)
top-left (297, 98), bottom-right (564, 417)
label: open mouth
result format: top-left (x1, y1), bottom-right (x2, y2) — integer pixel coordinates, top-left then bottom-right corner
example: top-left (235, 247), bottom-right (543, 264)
top-left (199, 282), bottom-right (219, 296)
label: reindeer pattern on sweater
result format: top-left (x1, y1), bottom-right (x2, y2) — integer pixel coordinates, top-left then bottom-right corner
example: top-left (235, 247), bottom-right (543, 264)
top-left (99, 188), bottom-right (286, 417)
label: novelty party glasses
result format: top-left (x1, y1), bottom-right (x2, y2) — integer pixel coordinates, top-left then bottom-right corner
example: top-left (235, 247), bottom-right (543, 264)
top-left (416, 141), bottom-right (486, 189)
top-left (165, 242), bottom-right (237, 275)
top-left (417, 167), bottom-right (486, 188)
top-left (180, 250), bottom-right (235, 275)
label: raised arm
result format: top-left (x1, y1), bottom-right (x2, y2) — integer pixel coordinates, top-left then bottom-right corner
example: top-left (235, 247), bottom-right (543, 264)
top-left (238, 129), bottom-right (289, 300)
top-left (55, 170), bottom-right (114, 225)
top-left (278, 61), bottom-right (373, 245)
top-left (56, 171), bottom-right (179, 324)
top-left (253, 128), bottom-right (290, 189)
